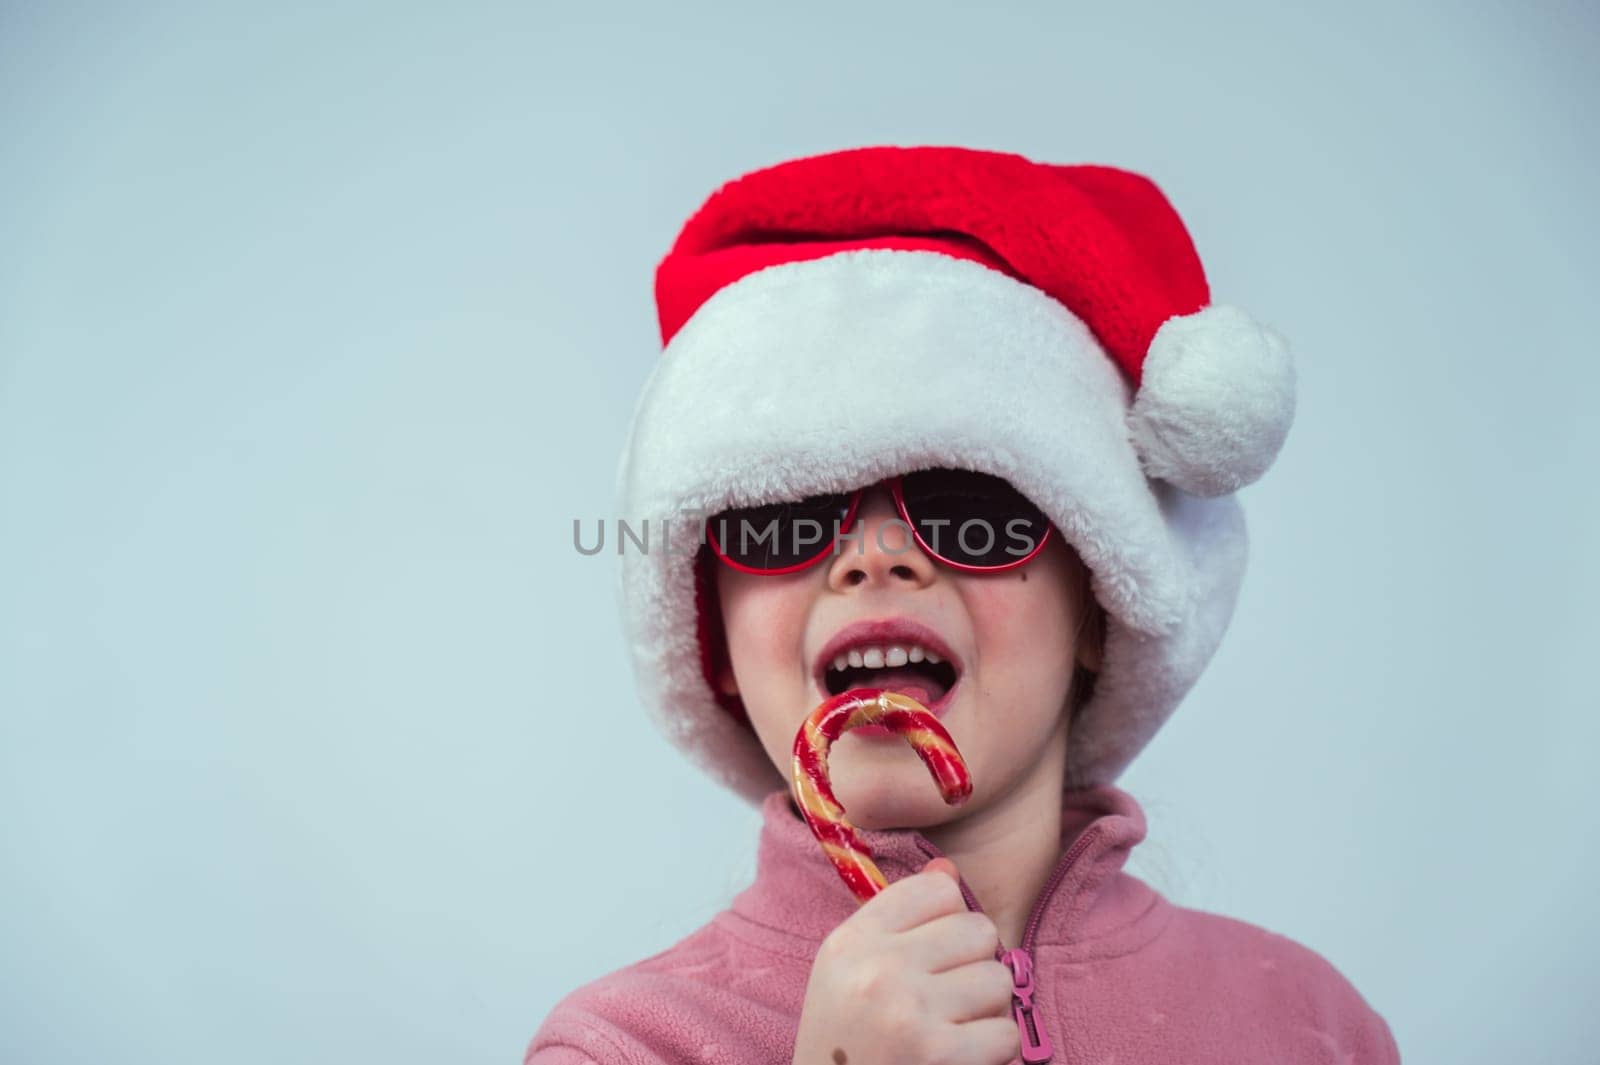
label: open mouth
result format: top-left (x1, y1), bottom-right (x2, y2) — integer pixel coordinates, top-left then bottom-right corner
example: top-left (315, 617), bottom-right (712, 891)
top-left (811, 619), bottom-right (966, 734)
top-left (817, 641), bottom-right (964, 733)
top-left (822, 652), bottom-right (960, 708)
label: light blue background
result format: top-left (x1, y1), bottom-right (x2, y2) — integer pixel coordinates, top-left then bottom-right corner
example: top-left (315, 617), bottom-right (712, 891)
top-left (3, 2), bottom-right (1595, 1062)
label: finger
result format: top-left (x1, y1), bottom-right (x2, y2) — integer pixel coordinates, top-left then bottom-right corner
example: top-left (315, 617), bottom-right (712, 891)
top-left (901, 911), bottom-right (1001, 973)
top-left (929, 959), bottom-right (1016, 1023)
top-left (860, 868), bottom-right (969, 933)
top-left (952, 1014), bottom-right (1023, 1065)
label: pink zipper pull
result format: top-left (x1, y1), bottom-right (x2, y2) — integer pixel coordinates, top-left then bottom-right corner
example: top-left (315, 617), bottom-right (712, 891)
top-left (1000, 947), bottom-right (1053, 1063)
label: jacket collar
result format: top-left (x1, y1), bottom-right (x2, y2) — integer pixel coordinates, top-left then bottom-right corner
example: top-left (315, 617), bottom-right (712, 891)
top-left (727, 782), bottom-right (1168, 956)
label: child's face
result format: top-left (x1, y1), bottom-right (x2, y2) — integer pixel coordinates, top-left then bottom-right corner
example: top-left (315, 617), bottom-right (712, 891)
top-left (713, 482), bottom-right (1100, 830)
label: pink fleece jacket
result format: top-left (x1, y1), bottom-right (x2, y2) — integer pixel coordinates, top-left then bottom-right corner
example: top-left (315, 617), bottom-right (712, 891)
top-left (526, 784), bottom-right (1400, 1064)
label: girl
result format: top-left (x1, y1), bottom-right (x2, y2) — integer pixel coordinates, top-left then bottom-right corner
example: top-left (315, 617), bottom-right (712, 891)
top-left (528, 145), bottom-right (1399, 1064)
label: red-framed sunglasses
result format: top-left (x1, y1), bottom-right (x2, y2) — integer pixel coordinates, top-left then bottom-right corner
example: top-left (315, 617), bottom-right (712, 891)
top-left (705, 468), bottom-right (1054, 576)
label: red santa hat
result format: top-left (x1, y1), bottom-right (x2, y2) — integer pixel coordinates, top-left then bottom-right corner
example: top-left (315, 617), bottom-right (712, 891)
top-left (616, 144), bottom-right (1295, 803)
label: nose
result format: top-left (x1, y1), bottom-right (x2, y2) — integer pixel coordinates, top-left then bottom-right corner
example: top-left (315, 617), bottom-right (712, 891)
top-left (826, 485), bottom-right (938, 590)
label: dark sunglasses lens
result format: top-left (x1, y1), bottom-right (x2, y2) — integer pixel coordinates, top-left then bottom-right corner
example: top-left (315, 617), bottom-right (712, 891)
top-left (899, 468), bottom-right (1049, 567)
top-left (708, 493), bottom-right (852, 571)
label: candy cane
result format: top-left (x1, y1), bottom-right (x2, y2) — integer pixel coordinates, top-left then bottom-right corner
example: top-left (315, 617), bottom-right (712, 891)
top-left (790, 688), bottom-right (972, 902)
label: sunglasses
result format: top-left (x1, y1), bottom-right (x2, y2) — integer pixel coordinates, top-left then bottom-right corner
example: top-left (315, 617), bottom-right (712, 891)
top-left (705, 468), bottom-right (1054, 575)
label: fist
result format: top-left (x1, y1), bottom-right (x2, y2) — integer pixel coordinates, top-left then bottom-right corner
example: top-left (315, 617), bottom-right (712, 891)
top-left (792, 858), bottom-right (1018, 1065)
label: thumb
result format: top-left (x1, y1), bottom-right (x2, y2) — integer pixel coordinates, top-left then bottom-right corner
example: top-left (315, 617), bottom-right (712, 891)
top-left (921, 857), bottom-right (960, 882)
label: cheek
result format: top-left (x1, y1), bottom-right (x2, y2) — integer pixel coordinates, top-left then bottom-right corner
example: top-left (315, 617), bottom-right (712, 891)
top-left (715, 572), bottom-right (819, 766)
top-left (720, 576), bottom-right (808, 673)
top-left (963, 573), bottom-right (1079, 723)
top-left (723, 569), bottom-right (832, 735)
top-left (970, 580), bottom-right (1074, 662)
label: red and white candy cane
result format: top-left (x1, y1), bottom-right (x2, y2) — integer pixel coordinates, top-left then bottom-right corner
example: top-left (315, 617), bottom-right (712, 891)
top-left (790, 688), bottom-right (973, 903)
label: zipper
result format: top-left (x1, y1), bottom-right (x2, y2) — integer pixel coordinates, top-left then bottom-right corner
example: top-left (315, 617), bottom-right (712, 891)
top-left (1000, 945), bottom-right (1051, 1063)
top-left (915, 825), bottom-right (1102, 1065)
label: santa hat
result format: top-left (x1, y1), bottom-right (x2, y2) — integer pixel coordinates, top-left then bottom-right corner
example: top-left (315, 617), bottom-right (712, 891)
top-left (615, 144), bottom-right (1295, 804)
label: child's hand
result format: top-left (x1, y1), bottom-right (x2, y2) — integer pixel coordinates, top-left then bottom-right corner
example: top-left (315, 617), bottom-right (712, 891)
top-left (792, 858), bottom-right (1018, 1065)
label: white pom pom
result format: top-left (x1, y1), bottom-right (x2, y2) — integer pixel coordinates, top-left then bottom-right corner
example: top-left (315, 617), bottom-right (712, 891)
top-left (1126, 304), bottom-right (1296, 497)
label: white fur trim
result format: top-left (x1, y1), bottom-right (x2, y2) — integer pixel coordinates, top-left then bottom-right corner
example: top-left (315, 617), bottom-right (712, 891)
top-left (1127, 304), bottom-right (1297, 498)
top-left (1063, 482), bottom-right (1247, 787)
top-left (616, 249), bottom-right (1250, 802)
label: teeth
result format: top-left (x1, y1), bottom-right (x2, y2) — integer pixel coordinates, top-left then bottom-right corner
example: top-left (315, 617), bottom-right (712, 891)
top-left (825, 642), bottom-right (951, 672)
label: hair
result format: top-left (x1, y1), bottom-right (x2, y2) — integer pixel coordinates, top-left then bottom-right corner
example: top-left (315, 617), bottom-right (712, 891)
top-left (1065, 543), bottom-right (1107, 728)
top-left (695, 544), bottom-right (749, 725)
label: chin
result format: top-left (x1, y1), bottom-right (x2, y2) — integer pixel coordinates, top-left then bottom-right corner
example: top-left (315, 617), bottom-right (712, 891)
top-left (829, 752), bottom-right (969, 831)
top-left (842, 799), bottom-right (952, 832)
